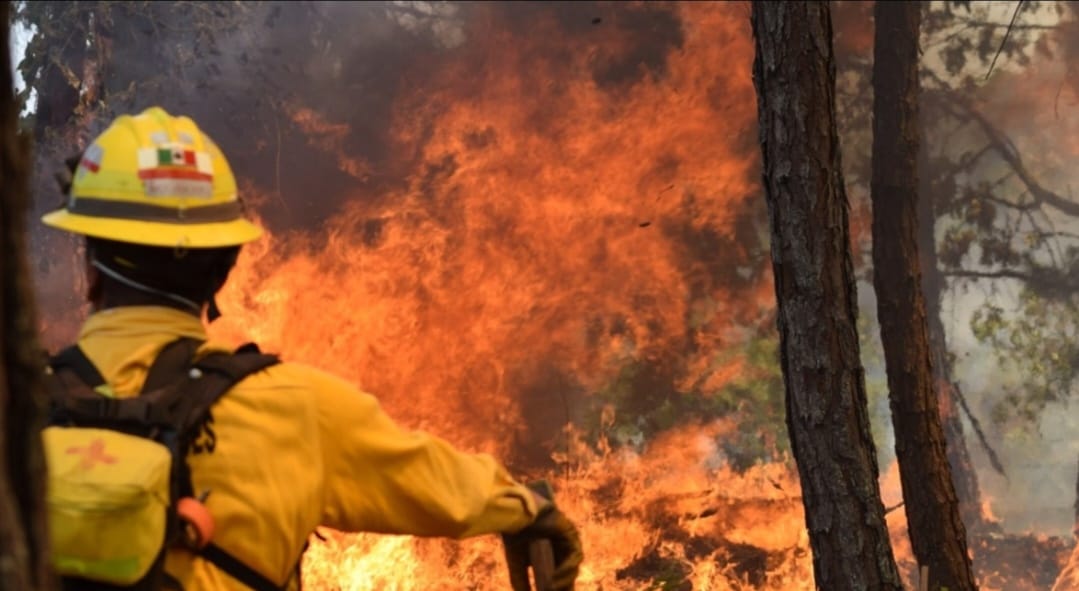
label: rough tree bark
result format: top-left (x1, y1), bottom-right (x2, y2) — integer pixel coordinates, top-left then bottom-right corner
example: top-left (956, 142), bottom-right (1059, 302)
top-left (0, 1), bottom-right (54, 588)
top-left (24, 2), bottom-right (92, 138)
top-left (752, 3), bottom-right (903, 590)
top-left (871, 4), bottom-right (978, 591)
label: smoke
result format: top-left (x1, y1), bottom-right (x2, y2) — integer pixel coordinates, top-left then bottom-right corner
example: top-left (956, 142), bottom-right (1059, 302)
top-left (942, 5), bottom-right (1079, 536)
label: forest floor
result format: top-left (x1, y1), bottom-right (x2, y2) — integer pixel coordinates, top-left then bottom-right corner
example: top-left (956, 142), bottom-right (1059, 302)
top-left (969, 531), bottom-right (1074, 590)
top-left (613, 505), bottom-right (1076, 590)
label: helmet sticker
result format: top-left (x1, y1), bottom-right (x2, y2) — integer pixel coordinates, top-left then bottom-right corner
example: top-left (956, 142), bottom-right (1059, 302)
top-left (79, 144), bottom-right (104, 174)
top-left (136, 145), bottom-right (214, 198)
top-left (142, 178), bottom-right (214, 198)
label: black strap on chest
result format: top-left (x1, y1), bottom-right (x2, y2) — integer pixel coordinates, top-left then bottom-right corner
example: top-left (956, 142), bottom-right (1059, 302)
top-left (51, 343), bottom-right (107, 387)
top-left (201, 543), bottom-right (284, 591)
top-left (48, 339), bottom-right (290, 591)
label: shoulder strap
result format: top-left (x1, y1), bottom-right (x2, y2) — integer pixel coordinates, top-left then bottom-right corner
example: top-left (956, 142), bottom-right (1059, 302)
top-left (142, 337), bottom-right (205, 394)
top-left (50, 345), bottom-right (106, 388)
top-left (176, 349), bottom-right (279, 434)
top-left (48, 339), bottom-right (211, 428)
top-left (200, 543), bottom-right (284, 591)
top-left (46, 346), bottom-right (122, 427)
top-left (181, 347), bottom-right (283, 591)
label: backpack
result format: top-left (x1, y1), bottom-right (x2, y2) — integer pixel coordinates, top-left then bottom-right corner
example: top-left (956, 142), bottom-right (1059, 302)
top-left (44, 337), bottom-right (286, 591)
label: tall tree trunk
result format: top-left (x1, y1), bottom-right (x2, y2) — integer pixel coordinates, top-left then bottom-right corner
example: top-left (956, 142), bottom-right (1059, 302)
top-left (871, 4), bottom-right (978, 591)
top-left (917, 139), bottom-right (986, 533)
top-left (0, 1), bottom-right (54, 588)
top-left (752, 4), bottom-right (902, 590)
top-left (917, 115), bottom-right (987, 533)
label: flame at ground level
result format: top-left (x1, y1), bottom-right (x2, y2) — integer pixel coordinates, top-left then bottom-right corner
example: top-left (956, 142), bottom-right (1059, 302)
top-left (300, 421), bottom-right (815, 590)
top-left (299, 450), bottom-right (1073, 590)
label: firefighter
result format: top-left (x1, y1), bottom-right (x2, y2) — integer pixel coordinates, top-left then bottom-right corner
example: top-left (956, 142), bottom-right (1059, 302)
top-left (42, 106), bottom-right (582, 590)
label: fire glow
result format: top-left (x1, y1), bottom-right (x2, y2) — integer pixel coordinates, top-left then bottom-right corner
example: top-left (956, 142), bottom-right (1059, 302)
top-left (22, 1), bottom-right (1066, 589)
top-left (205, 3), bottom-right (812, 588)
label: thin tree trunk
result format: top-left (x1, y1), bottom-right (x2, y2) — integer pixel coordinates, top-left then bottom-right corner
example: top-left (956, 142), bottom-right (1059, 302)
top-left (0, 1), bottom-right (54, 588)
top-left (752, 4), bottom-right (902, 590)
top-left (916, 129), bottom-right (986, 532)
top-left (871, 4), bottom-right (978, 591)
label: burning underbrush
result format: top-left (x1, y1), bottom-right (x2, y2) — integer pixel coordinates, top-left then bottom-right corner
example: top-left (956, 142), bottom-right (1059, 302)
top-left (880, 462), bottom-right (1075, 591)
top-left (294, 425), bottom-right (1073, 590)
top-left (298, 421), bottom-right (814, 590)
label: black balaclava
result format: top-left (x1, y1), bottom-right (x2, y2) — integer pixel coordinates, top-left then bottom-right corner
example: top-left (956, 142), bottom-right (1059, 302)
top-left (87, 238), bottom-right (240, 321)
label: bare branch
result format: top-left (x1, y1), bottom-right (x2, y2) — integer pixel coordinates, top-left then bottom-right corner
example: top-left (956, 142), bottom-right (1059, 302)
top-left (934, 94), bottom-right (1079, 217)
top-left (981, 188), bottom-right (1039, 212)
top-left (956, 19), bottom-right (1054, 31)
top-left (943, 268), bottom-right (1036, 282)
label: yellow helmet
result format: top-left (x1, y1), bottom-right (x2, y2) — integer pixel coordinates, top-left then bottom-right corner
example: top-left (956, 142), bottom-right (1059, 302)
top-left (42, 106), bottom-right (262, 248)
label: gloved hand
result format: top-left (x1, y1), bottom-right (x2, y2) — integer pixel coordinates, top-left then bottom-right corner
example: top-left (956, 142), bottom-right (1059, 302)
top-left (502, 486), bottom-right (583, 591)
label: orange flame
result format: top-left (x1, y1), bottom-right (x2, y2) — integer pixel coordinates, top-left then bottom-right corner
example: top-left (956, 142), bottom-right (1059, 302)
top-left (205, 3), bottom-right (802, 587)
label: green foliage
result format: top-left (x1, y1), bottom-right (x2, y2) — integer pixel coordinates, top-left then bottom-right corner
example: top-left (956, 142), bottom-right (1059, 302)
top-left (582, 332), bottom-right (788, 472)
top-left (836, 0), bottom-right (1079, 430)
top-left (969, 289), bottom-right (1079, 426)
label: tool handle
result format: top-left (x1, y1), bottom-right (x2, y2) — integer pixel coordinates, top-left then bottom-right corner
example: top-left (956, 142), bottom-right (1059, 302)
top-left (525, 480), bottom-right (558, 591)
top-left (529, 538), bottom-right (556, 590)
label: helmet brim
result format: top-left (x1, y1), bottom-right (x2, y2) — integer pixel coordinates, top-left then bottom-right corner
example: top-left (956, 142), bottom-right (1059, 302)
top-left (42, 209), bottom-right (264, 248)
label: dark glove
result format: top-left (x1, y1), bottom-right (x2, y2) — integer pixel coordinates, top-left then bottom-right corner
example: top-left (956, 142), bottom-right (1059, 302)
top-left (502, 485), bottom-right (583, 591)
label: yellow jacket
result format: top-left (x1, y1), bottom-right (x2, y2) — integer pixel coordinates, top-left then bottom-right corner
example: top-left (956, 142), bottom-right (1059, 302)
top-left (73, 306), bottom-right (539, 589)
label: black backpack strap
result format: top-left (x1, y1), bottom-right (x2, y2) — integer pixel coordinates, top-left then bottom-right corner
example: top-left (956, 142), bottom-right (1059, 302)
top-left (142, 337), bottom-right (205, 394)
top-left (50, 338), bottom-right (212, 395)
top-left (47, 346), bottom-right (118, 426)
top-left (50, 345), bottom-right (106, 388)
top-left (235, 342), bottom-right (262, 354)
top-left (200, 543), bottom-right (283, 591)
top-left (177, 347), bottom-right (283, 591)
top-left (48, 340), bottom-right (208, 428)
top-left (177, 349), bottom-right (279, 434)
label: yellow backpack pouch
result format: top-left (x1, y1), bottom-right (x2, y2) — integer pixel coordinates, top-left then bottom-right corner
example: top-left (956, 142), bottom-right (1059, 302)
top-left (44, 338), bottom-right (282, 590)
top-left (44, 427), bottom-right (172, 584)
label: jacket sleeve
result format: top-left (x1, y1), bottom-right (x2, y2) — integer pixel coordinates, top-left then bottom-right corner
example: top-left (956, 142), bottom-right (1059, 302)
top-left (306, 367), bottom-right (540, 538)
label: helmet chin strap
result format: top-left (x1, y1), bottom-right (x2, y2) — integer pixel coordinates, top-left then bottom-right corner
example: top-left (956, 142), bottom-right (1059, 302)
top-left (91, 258), bottom-right (203, 315)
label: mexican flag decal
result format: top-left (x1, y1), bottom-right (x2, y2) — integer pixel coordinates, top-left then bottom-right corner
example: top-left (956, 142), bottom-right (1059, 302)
top-left (137, 145), bottom-right (214, 198)
top-left (157, 148), bottom-right (196, 167)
